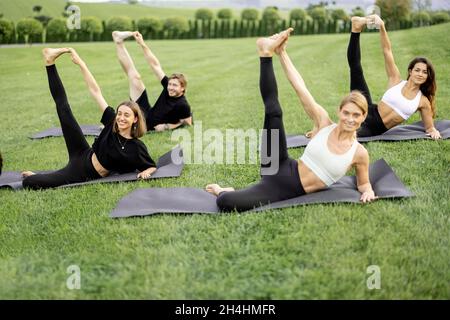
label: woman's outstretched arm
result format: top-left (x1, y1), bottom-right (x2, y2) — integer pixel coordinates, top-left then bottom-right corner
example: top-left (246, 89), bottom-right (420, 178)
top-left (277, 48), bottom-right (332, 135)
top-left (69, 48), bottom-right (109, 113)
top-left (354, 145), bottom-right (377, 203)
top-left (376, 16), bottom-right (402, 88)
top-left (418, 98), bottom-right (442, 139)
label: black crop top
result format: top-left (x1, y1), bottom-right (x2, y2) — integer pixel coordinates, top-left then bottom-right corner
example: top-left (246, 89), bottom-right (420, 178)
top-left (92, 107), bottom-right (156, 173)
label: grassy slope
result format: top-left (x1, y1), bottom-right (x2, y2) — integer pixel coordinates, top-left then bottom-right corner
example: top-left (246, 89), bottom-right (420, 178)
top-left (0, 0), bottom-right (197, 21)
top-left (0, 0), bottom-right (292, 22)
top-left (0, 23), bottom-right (449, 299)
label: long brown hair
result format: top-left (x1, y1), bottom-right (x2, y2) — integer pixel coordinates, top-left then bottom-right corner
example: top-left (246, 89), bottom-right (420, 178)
top-left (407, 57), bottom-right (437, 117)
top-left (112, 101), bottom-right (147, 138)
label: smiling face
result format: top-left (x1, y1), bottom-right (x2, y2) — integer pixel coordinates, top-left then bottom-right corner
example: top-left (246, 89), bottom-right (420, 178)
top-left (337, 102), bottom-right (366, 133)
top-left (167, 78), bottom-right (185, 97)
top-left (409, 62), bottom-right (428, 85)
top-left (115, 105), bottom-right (137, 133)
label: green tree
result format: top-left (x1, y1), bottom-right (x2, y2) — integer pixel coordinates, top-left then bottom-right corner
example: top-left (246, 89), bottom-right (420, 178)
top-left (195, 8), bottom-right (213, 21)
top-left (195, 8), bottom-right (213, 38)
top-left (34, 15), bottom-right (52, 27)
top-left (137, 17), bottom-right (162, 39)
top-left (32, 5), bottom-right (43, 14)
top-left (331, 8), bottom-right (349, 22)
top-left (217, 8), bottom-right (232, 20)
top-left (0, 19), bottom-right (14, 43)
top-left (431, 11), bottom-right (450, 24)
top-left (106, 16), bottom-right (133, 33)
top-left (164, 17), bottom-right (189, 38)
top-left (241, 8), bottom-right (259, 21)
top-left (46, 18), bottom-right (67, 42)
top-left (262, 7), bottom-right (281, 34)
top-left (290, 8), bottom-right (307, 21)
top-left (16, 18), bottom-right (43, 44)
top-left (309, 6), bottom-right (328, 22)
top-left (351, 6), bottom-right (365, 17)
top-left (376, 0), bottom-right (412, 30)
top-left (81, 16), bottom-right (103, 41)
top-left (411, 11), bottom-right (431, 26)
top-left (128, 0), bottom-right (138, 4)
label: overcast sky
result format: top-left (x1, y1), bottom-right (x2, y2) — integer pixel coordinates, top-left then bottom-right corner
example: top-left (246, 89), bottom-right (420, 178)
top-left (73, 0), bottom-right (450, 10)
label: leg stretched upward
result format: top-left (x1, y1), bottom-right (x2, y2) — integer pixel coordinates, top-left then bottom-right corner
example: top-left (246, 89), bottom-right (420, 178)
top-left (206, 29), bottom-right (304, 212)
top-left (112, 31), bottom-right (146, 103)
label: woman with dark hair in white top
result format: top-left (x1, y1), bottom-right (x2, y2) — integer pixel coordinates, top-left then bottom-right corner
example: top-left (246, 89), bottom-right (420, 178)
top-left (206, 29), bottom-right (377, 212)
top-left (338, 14), bottom-right (441, 139)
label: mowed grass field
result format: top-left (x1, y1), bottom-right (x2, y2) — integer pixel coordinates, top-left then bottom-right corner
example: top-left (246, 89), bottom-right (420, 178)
top-left (0, 23), bottom-right (449, 299)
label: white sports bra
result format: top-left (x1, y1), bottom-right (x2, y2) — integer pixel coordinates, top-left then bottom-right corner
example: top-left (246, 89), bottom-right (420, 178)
top-left (300, 124), bottom-right (358, 187)
top-left (381, 80), bottom-right (422, 120)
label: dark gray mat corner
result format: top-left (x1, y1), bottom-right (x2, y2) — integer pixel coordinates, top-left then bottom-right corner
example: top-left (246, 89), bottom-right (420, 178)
top-left (110, 158), bottom-right (414, 218)
top-left (0, 146), bottom-right (183, 190)
top-left (30, 125), bottom-right (102, 139)
top-left (287, 120), bottom-right (450, 148)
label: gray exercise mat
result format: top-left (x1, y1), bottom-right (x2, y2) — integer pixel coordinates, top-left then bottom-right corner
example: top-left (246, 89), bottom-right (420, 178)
top-left (0, 146), bottom-right (184, 190)
top-left (287, 120), bottom-right (450, 148)
top-left (29, 114), bottom-right (195, 139)
top-left (30, 125), bottom-right (103, 139)
top-left (110, 158), bottom-right (413, 218)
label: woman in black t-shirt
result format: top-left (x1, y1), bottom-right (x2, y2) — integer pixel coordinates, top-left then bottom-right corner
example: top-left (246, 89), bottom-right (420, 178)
top-left (22, 48), bottom-right (156, 190)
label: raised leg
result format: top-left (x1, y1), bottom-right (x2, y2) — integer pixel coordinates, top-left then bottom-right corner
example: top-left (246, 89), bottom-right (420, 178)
top-left (113, 31), bottom-right (146, 102)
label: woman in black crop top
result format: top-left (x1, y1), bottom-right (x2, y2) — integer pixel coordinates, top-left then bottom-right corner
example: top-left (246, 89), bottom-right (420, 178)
top-left (22, 48), bottom-right (156, 190)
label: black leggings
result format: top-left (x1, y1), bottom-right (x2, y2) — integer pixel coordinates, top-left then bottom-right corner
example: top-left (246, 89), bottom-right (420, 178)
top-left (216, 57), bottom-right (305, 212)
top-left (23, 65), bottom-right (101, 190)
top-left (347, 32), bottom-right (388, 137)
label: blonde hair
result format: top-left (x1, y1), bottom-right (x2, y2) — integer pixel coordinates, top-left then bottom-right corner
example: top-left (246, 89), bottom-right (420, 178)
top-left (339, 91), bottom-right (368, 115)
top-left (112, 101), bottom-right (147, 138)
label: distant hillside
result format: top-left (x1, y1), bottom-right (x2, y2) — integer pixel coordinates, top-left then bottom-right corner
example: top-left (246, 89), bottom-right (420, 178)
top-left (0, 0), bottom-right (198, 22)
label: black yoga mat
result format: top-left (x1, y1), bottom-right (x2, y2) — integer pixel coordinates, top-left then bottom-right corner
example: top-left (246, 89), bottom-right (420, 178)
top-left (287, 120), bottom-right (450, 148)
top-left (30, 125), bottom-right (103, 139)
top-left (110, 158), bottom-right (414, 218)
top-left (29, 113), bottom-right (195, 139)
top-left (0, 146), bottom-right (184, 190)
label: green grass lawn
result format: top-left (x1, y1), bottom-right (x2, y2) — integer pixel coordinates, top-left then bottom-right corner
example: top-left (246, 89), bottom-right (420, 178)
top-left (0, 23), bottom-right (449, 299)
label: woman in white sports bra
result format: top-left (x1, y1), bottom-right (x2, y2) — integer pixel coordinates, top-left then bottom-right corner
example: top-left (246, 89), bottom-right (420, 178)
top-left (206, 29), bottom-right (376, 212)
top-left (344, 14), bottom-right (441, 139)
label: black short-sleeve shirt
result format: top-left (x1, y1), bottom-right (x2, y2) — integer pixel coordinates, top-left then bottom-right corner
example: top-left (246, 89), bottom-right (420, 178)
top-left (92, 107), bottom-right (156, 173)
top-left (147, 76), bottom-right (191, 129)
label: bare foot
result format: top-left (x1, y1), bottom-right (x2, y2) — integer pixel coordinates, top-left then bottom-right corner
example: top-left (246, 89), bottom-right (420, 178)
top-left (21, 171), bottom-right (36, 178)
top-left (257, 27), bottom-right (293, 57)
top-left (351, 16), bottom-right (367, 33)
top-left (112, 31), bottom-right (134, 44)
top-left (205, 184), bottom-right (235, 197)
top-left (42, 48), bottom-right (70, 66)
top-left (68, 47), bottom-right (84, 65)
top-left (366, 14), bottom-right (383, 29)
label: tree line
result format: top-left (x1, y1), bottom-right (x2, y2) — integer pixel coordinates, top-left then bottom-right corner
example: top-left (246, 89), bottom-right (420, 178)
top-left (0, 3), bottom-right (449, 44)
